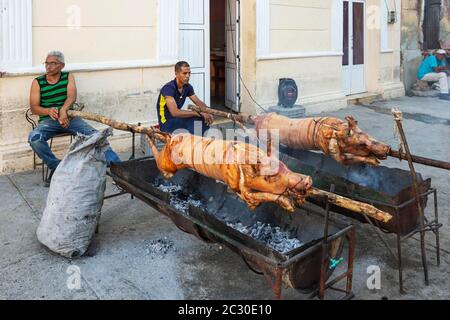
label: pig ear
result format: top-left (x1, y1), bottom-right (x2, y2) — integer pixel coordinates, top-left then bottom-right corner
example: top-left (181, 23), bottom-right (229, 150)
top-left (345, 116), bottom-right (358, 128)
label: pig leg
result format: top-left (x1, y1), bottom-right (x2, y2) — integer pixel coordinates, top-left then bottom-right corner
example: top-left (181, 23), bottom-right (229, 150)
top-left (145, 135), bottom-right (174, 179)
top-left (237, 166), bottom-right (295, 212)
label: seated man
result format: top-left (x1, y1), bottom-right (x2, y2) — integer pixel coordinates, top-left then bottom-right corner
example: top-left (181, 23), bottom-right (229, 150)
top-left (417, 49), bottom-right (450, 100)
top-left (446, 49), bottom-right (450, 68)
top-left (157, 61), bottom-right (214, 135)
top-left (28, 51), bottom-right (121, 186)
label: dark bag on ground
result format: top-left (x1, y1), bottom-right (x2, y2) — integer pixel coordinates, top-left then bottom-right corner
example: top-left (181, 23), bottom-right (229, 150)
top-left (36, 128), bottom-right (113, 258)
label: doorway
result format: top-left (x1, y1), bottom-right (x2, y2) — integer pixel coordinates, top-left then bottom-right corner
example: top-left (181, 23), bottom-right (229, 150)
top-left (342, 0), bottom-right (366, 95)
top-left (423, 0), bottom-right (442, 50)
top-left (178, 0), bottom-right (239, 111)
top-left (210, 0), bottom-right (239, 111)
top-left (210, 0), bottom-right (226, 110)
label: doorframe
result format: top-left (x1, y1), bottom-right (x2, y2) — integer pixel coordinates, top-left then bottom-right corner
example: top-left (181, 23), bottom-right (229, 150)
top-left (342, 0), bottom-right (367, 96)
top-left (210, 0), bottom-right (240, 111)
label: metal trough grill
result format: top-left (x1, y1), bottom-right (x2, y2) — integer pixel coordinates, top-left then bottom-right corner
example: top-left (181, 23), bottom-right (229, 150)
top-left (279, 147), bottom-right (441, 293)
top-left (280, 147), bottom-right (432, 235)
top-left (109, 158), bottom-right (355, 300)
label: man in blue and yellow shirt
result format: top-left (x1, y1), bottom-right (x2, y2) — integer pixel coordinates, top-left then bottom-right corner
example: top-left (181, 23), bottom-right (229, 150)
top-left (156, 61), bottom-right (213, 135)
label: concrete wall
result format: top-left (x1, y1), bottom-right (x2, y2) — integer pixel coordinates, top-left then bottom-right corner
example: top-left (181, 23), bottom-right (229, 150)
top-left (269, 0), bottom-right (330, 53)
top-left (401, 0), bottom-right (423, 93)
top-left (32, 0), bottom-right (158, 64)
top-left (239, 0), bottom-right (258, 115)
top-left (370, 0), bottom-right (404, 99)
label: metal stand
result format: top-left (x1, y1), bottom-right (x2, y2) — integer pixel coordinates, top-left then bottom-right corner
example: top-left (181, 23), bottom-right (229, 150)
top-left (392, 109), bottom-right (442, 292)
top-left (354, 189), bottom-right (441, 293)
top-left (309, 184), bottom-right (440, 297)
top-left (97, 127), bottom-right (139, 234)
top-left (310, 185), bottom-right (355, 300)
top-left (340, 109), bottom-right (443, 294)
top-left (394, 112), bottom-right (429, 286)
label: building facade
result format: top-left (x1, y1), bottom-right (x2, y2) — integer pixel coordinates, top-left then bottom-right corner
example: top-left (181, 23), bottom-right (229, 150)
top-left (0, 0), bottom-right (404, 173)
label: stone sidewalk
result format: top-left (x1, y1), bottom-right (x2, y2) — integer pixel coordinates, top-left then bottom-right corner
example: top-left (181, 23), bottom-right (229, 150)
top-left (0, 96), bottom-right (449, 300)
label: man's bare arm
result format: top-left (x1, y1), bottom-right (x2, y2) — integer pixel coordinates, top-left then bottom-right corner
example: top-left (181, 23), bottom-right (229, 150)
top-left (29, 79), bottom-right (59, 120)
top-left (433, 65), bottom-right (449, 72)
top-left (165, 96), bottom-right (201, 118)
top-left (58, 74), bottom-right (77, 128)
top-left (189, 95), bottom-right (214, 125)
top-left (189, 94), bottom-right (209, 109)
top-left (60, 73), bottom-right (77, 112)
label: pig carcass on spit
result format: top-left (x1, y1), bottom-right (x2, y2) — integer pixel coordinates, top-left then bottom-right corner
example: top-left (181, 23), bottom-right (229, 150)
top-left (146, 133), bottom-right (313, 212)
top-left (252, 113), bottom-right (391, 166)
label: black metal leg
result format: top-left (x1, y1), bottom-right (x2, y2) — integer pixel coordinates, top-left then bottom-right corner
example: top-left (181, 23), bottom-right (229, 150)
top-left (434, 190), bottom-right (440, 266)
top-left (397, 233), bottom-right (405, 294)
top-left (346, 228), bottom-right (355, 296)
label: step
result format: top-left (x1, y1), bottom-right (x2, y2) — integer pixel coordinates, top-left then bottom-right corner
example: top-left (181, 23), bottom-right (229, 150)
top-left (347, 92), bottom-right (383, 106)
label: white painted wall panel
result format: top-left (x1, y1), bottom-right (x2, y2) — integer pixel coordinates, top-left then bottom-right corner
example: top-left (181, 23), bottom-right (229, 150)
top-left (179, 0), bottom-right (204, 25)
top-left (179, 29), bottom-right (205, 68)
top-left (189, 73), bottom-right (205, 103)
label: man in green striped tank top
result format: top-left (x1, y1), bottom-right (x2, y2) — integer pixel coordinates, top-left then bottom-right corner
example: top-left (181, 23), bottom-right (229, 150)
top-left (28, 51), bottom-right (121, 186)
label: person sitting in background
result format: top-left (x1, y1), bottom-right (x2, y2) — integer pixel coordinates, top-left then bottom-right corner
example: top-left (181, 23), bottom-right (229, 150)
top-left (446, 49), bottom-right (450, 68)
top-left (417, 49), bottom-right (450, 101)
top-left (28, 51), bottom-right (121, 187)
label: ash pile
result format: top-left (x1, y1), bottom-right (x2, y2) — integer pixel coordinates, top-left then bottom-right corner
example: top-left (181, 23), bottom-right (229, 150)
top-left (144, 237), bottom-right (176, 259)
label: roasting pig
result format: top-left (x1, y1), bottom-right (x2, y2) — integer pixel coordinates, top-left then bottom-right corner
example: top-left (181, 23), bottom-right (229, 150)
top-left (146, 133), bottom-right (313, 212)
top-left (252, 113), bottom-right (390, 166)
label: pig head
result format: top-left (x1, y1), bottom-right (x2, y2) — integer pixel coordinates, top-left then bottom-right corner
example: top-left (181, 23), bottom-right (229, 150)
top-left (323, 116), bottom-right (391, 166)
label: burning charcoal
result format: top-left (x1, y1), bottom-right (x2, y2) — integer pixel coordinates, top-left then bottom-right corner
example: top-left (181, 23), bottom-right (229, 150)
top-left (155, 183), bottom-right (183, 193)
top-left (155, 182), bottom-right (203, 214)
top-left (226, 220), bottom-right (303, 254)
top-left (188, 198), bottom-right (202, 208)
top-left (226, 222), bottom-right (248, 234)
top-left (170, 198), bottom-right (189, 213)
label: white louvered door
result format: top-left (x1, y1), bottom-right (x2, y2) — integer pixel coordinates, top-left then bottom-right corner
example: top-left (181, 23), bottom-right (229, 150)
top-left (0, 0), bottom-right (32, 71)
top-left (178, 0), bottom-right (210, 107)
